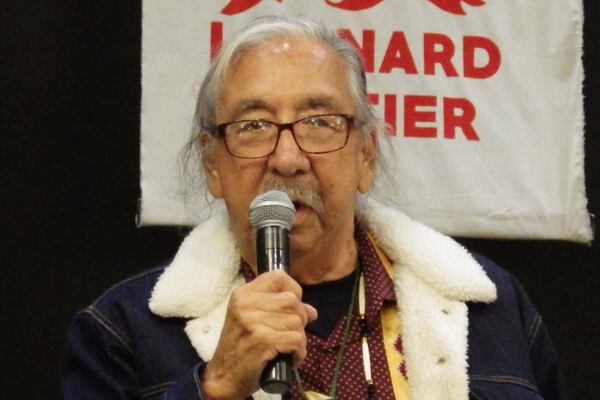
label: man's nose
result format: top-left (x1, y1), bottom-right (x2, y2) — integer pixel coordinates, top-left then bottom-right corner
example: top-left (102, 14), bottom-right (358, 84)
top-left (267, 128), bottom-right (311, 176)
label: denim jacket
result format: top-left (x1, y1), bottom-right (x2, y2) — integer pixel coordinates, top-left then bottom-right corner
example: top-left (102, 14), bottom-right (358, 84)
top-left (62, 205), bottom-right (566, 399)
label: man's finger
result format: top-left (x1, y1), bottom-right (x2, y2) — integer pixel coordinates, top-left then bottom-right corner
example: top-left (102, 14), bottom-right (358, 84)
top-left (249, 270), bottom-right (303, 299)
top-left (303, 303), bottom-right (318, 324)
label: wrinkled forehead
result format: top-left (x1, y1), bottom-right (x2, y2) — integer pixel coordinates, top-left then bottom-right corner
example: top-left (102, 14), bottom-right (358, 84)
top-left (225, 35), bottom-right (345, 79)
top-left (215, 36), bottom-right (354, 115)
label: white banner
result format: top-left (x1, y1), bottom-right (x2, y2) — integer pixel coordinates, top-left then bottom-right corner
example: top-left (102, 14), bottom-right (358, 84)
top-left (140, 0), bottom-right (592, 242)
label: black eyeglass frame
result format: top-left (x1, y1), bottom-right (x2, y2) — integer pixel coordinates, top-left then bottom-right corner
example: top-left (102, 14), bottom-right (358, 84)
top-left (211, 113), bottom-right (356, 159)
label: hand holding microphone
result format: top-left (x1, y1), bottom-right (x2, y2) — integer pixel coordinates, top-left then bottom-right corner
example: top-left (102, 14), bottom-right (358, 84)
top-left (249, 190), bottom-right (297, 394)
top-left (201, 191), bottom-right (317, 399)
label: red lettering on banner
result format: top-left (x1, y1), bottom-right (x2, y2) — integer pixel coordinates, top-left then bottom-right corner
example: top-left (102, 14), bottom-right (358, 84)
top-left (463, 36), bottom-right (501, 79)
top-left (443, 97), bottom-right (479, 140)
top-left (369, 94), bottom-right (480, 139)
top-left (338, 29), bottom-right (375, 73)
top-left (424, 33), bottom-right (459, 77)
top-left (404, 95), bottom-right (437, 138)
top-left (336, 29), bottom-right (500, 78)
top-left (210, 22), bottom-right (224, 61)
top-left (379, 32), bottom-right (418, 74)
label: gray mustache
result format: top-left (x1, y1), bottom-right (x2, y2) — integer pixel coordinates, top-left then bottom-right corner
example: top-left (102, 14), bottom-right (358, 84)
top-left (264, 179), bottom-right (325, 214)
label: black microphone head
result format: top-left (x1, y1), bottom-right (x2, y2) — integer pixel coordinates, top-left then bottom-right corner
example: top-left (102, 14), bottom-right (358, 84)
top-left (249, 190), bottom-right (296, 230)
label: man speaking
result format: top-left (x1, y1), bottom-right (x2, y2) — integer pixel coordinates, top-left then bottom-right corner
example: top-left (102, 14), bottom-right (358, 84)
top-left (63, 16), bottom-right (566, 400)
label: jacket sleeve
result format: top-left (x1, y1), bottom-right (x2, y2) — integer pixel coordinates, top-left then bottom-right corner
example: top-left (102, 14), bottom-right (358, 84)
top-left (62, 306), bottom-right (211, 400)
top-left (511, 276), bottom-right (568, 400)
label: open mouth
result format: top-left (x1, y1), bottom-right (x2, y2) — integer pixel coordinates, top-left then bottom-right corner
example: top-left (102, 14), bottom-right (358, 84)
top-left (292, 200), bottom-right (311, 216)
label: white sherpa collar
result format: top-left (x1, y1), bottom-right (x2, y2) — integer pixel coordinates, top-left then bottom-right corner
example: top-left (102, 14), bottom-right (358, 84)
top-left (150, 202), bottom-right (495, 319)
top-left (149, 211), bottom-right (244, 318)
top-left (362, 203), bottom-right (497, 303)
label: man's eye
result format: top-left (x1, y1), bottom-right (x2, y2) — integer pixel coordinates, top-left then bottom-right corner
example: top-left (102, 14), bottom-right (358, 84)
top-left (239, 121), bottom-right (269, 132)
top-left (305, 117), bottom-right (330, 128)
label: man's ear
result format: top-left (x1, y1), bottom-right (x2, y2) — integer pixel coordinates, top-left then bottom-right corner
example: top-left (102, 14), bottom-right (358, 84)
top-left (200, 135), bottom-right (224, 199)
top-left (357, 132), bottom-right (377, 194)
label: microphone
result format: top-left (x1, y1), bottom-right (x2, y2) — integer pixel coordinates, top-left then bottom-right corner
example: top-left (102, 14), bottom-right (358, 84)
top-left (249, 190), bottom-right (296, 394)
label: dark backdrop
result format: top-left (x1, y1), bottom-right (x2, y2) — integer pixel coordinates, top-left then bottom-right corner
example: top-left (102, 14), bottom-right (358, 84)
top-left (2, 2), bottom-right (598, 399)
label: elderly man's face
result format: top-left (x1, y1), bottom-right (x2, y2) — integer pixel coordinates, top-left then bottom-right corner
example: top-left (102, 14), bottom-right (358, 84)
top-left (204, 36), bottom-right (376, 266)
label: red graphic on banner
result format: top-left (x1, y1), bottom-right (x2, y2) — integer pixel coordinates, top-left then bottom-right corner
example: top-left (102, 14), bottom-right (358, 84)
top-left (324, 0), bottom-right (384, 11)
top-left (221, 0), bottom-right (281, 15)
top-left (221, 0), bottom-right (485, 15)
top-left (426, 0), bottom-right (485, 15)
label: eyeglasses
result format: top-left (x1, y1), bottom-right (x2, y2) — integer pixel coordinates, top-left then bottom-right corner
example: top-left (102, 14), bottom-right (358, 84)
top-left (212, 114), bottom-right (355, 159)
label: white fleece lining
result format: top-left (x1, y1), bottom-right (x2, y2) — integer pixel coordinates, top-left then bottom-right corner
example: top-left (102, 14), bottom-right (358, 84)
top-left (149, 203), bottom-right (497, 400)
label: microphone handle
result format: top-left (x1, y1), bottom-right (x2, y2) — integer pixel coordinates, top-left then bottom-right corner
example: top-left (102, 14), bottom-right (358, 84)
top-left (256, 226), bottom-right (293, 394)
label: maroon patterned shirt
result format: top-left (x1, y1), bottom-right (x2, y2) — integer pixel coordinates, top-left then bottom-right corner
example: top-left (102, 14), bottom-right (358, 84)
top-left (240, 224), bottom-right (399, 399)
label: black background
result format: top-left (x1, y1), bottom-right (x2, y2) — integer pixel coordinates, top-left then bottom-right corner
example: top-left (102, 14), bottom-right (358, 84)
top-left (2, 2), bottom-right (598, 399)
